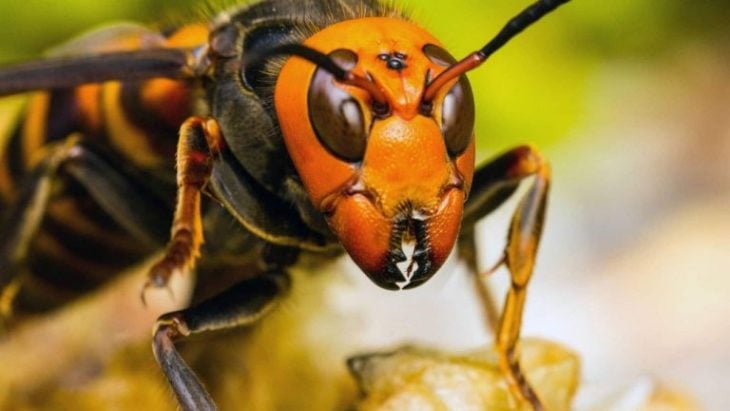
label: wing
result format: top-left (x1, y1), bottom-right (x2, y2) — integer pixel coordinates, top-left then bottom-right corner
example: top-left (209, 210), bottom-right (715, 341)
top-left (0, 49), bottom-right (198, 97)
top-left (0, 24), bottom-right (205, 97)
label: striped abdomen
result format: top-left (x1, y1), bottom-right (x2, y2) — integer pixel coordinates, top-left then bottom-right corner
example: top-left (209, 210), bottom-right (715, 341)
top-left (0, 24), bottom-right (208, 314)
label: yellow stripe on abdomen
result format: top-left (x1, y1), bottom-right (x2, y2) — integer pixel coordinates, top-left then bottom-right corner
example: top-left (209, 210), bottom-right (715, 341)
top-left (103, 81), bottom-right (166, 169)
top-left (0, 95), bottom-right (30, 201)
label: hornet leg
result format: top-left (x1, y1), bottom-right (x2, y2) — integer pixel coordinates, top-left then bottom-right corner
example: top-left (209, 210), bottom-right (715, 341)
top-left (457, 230), bottom-right (500, 332)
top-left (459, 145), bottom-right (550, 410)
top-left (144, 117), bottom-right (224, 295)
top-left (153, 270), bottom-right (290, 411)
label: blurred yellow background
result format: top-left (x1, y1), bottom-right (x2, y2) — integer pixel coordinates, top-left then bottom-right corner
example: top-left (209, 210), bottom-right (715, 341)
top-left (0, 0), bottom-right (728, 410)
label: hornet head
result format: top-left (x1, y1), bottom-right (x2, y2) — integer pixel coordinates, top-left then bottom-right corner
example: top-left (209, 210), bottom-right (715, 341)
top-left (275, 18), bottom-right (475, 290)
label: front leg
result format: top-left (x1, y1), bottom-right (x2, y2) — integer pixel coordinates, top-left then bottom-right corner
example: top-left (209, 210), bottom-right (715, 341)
top-left (459, 145), bottom-right (550, 410)
top-left (154, 270), bottom-right (290, 411)
top-left (144, 117), bottom-right (224, 294)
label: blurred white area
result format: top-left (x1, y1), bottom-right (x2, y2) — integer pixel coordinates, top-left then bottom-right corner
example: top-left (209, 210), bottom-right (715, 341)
top-left (536, 44), bottom-right (730, 410)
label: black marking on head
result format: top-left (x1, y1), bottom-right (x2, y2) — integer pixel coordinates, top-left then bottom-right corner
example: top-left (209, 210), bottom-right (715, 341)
top-left (378, 52), bottom-right (408, 71)
top-left (402, 219), bottom-right (432, 289)
top-left (381, 210), bottom-right (434, 290)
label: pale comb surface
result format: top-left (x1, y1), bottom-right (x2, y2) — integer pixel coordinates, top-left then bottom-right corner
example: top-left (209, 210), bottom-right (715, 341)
top-left (350, 338), bottom-right (580, 411)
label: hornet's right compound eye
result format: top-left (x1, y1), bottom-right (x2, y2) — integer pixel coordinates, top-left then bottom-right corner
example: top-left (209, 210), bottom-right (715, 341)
top-left (423, 44), bottom-right (475, 157)
top-left (308, 49), bottom-right (367, 162)
top-left (440, 76), bottom-right (475, 157)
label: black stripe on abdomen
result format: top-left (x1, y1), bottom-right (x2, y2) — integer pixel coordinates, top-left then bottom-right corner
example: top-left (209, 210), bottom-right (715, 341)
top-left (14, 183), bottom-right (154, 314)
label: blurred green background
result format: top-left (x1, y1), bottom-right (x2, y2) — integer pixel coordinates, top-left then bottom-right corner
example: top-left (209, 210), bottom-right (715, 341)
top-left (0, 1), bottom-right (729, 410)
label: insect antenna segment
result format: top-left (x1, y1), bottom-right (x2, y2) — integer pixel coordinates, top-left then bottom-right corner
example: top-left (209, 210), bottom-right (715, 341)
top-left (423, 0), bottom-right (571, 102)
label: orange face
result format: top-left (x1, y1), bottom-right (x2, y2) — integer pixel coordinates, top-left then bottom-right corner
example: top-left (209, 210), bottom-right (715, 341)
top-left (275, 17), bottom-right (476, 290)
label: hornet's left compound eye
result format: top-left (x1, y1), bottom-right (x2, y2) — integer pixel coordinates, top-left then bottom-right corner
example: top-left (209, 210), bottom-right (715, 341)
top-left (308, 49), bottom-right (367, 162)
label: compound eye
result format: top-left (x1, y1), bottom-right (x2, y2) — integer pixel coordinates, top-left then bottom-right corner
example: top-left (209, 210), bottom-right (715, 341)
top-left (441, 77), bottom-right (475, 156)
top-left (423, 43), bottom-right (456, 67)
top-left (308, 49), bottom-right (367, 162)
top-left (423, 44), bottom-right (474, 156)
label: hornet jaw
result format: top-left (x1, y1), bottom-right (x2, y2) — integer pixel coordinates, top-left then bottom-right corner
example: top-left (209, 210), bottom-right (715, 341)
top-left (384, 207), bottom-right (433, 290)
top-left (323, 177), bottom-right (466, 292)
